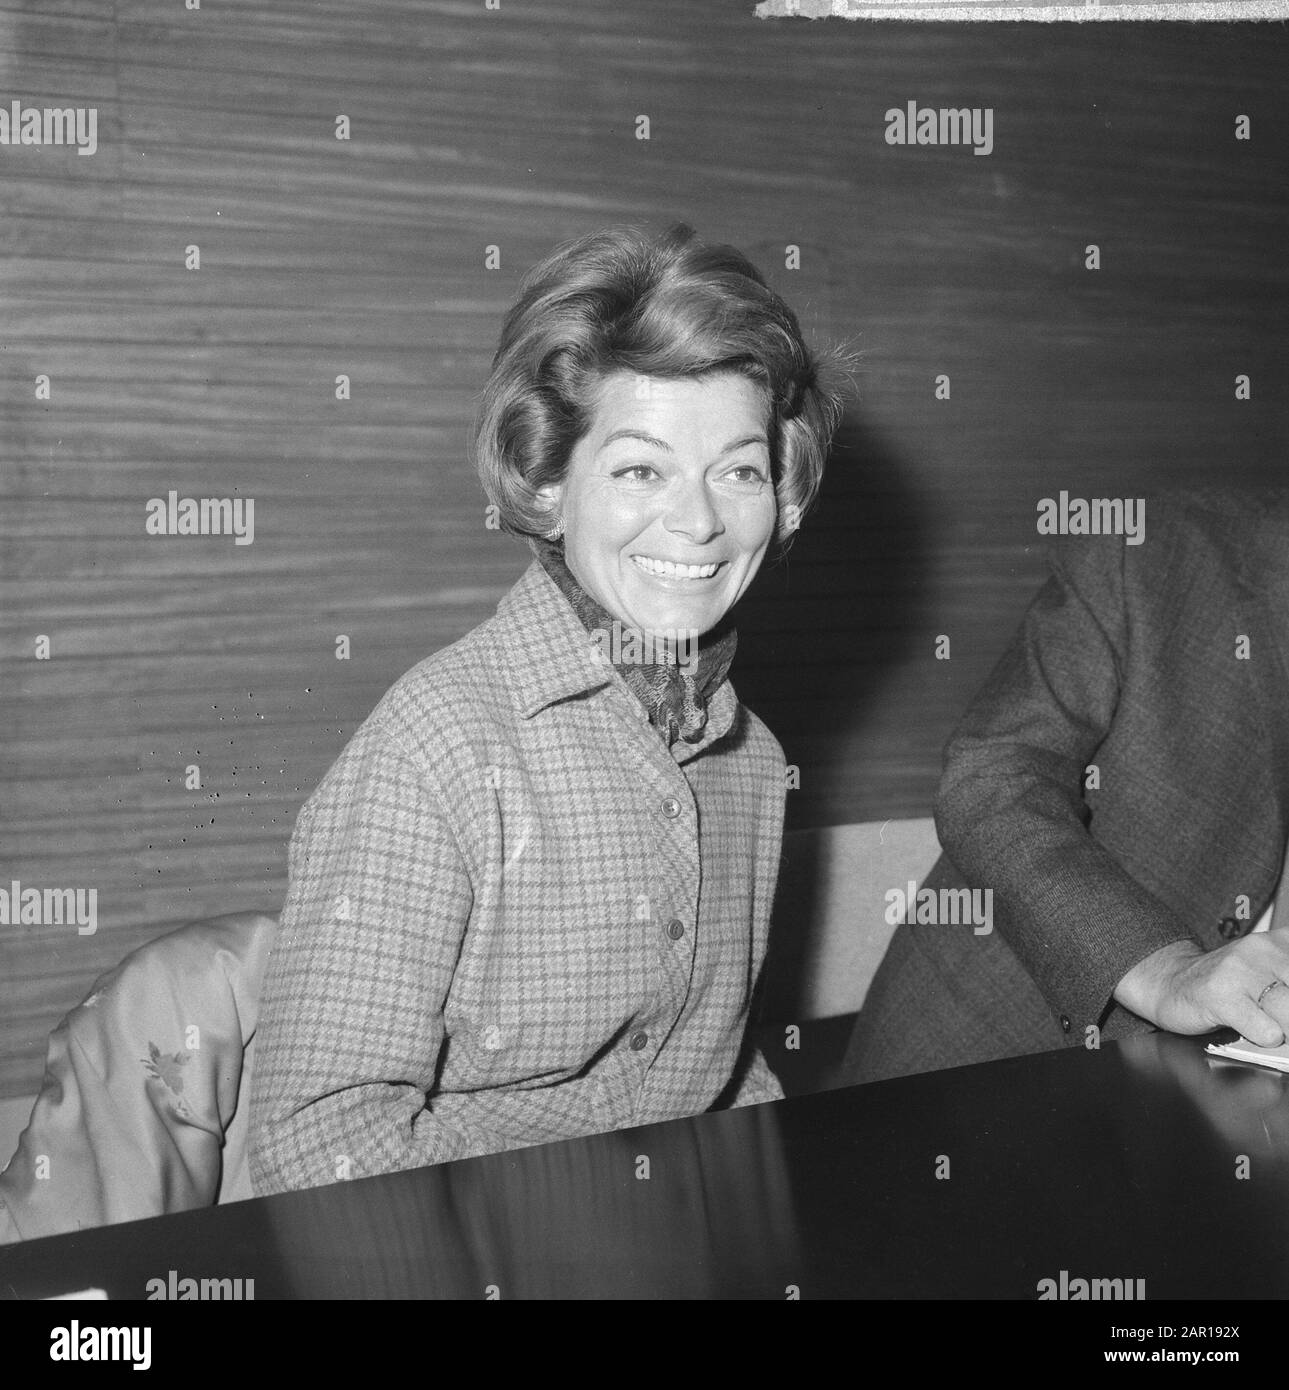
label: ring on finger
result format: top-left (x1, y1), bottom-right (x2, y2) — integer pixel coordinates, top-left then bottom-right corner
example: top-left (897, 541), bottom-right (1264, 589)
top-left (1256, 979), bottom-right (1285, 1008)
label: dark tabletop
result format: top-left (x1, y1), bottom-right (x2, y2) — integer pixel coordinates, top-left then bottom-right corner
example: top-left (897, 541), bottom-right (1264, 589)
top-left (3, 1033), bottom-right (1288, 1301)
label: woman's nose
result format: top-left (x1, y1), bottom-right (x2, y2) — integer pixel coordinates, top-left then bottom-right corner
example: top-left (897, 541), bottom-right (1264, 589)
top-left (663, 478), bottom-right (724, 543)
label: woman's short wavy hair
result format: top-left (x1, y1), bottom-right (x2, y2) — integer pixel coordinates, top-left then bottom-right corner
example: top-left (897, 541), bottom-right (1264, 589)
top-left (475, 224), bottom-right (849, 545)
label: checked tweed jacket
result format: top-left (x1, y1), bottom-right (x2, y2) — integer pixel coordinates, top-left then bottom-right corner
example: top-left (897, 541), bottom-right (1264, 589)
top-left (249, 558), bottom-right (786, 1195)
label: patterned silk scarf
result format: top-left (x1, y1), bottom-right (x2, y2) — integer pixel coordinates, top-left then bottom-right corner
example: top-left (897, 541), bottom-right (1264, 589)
top-left (532, 537), bottom-right (738, 747)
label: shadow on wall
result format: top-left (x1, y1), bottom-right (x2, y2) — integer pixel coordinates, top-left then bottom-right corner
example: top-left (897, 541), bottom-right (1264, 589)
top-left (736, 408), bottom-right (936, 1091)
top-left (735, 407), bottom-right (933, 828)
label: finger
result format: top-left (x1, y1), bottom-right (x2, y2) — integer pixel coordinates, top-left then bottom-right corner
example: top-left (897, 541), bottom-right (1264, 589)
top-left (1226, 994), bottom-right (1285, 1048)
top-left (1258, 980), bottom-right (1289, 1036)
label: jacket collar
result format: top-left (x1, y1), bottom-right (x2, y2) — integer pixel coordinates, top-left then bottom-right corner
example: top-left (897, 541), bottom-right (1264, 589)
top-left (494, 559), bottom-right (614, 719)
top-left (489, 559), bottom-right (738, 752)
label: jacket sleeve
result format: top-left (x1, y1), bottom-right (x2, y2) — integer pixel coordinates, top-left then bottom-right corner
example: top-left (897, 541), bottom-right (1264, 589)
top-left (724, 727), bottom-right (787, 1108)
top-left (934, 535), bottom-right (1197, 1035)
top-left (724, 1046), bottom-right (785, 1107)
top-left (249, 718), bottom-right (497, 1195)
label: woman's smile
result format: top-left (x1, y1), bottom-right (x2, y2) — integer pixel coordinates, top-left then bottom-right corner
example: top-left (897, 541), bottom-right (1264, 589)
top-left (629, 555), bottom-right (726, 582)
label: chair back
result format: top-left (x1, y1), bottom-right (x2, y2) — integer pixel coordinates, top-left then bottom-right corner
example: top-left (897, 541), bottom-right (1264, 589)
top-left (0, 910), bottom-right (279, 1244)
top-left (762, 818), bottom-right (941, 1020)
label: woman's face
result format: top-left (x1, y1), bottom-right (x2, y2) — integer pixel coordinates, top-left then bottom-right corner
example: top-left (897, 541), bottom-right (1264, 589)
top-left (542, 371), bottom-right (777, 637)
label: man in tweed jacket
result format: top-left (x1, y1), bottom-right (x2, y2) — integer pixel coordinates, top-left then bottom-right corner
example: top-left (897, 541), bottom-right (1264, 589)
top-left (845, 490), bottom-right (1289, 1080)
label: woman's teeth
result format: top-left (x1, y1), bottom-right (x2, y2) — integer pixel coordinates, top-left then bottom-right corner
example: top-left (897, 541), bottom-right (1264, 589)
top-left (632, 556), bottom-right (720, 580)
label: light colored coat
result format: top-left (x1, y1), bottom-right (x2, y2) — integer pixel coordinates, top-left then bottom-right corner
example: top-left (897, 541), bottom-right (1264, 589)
top-left (250, 559), bottom-right (786, 1195)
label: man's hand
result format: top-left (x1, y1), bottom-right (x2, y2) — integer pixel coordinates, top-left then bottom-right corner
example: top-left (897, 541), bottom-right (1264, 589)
top-left (1114, 932), bottom-right (1289, 1045)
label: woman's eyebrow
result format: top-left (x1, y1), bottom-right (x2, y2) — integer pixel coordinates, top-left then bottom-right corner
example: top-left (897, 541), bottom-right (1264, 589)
top-left (598, 430), bottom-right (769, 454)
top-left (599, 428), bottom-right (672, 452)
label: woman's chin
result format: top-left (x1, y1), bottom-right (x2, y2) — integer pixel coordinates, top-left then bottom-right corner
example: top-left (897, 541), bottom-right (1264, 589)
top-left (626, 601), bottom-right (730, 638)
top-left (614, 579), bottom-right (741, 638)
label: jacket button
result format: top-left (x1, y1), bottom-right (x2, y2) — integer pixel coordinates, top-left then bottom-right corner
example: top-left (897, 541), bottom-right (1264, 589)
top-left (629, 1030), bottom-right (649, 1051)
top-left (666, 919), bottom-right (685, 941)
top-left (1059, 1015), bottom-right (1072, 1033)
top-left (661, 797), bottom-right (681, 819)
top-left (1218, 917), bottom-right (1247, 941)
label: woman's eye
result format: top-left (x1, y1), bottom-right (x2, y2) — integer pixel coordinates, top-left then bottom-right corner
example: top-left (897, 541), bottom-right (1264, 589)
top-left (725, 464), bottom-right (768, 485)
top-left (611, 464), bottom-right (659, 483)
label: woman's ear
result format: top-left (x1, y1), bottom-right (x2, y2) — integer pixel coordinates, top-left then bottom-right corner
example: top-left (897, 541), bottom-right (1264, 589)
top-left (535, 482), bottom-right (565, 539)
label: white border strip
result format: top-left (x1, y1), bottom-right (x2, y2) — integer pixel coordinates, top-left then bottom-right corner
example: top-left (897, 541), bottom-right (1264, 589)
top-left (756, 0), bottom-right (1289, 18)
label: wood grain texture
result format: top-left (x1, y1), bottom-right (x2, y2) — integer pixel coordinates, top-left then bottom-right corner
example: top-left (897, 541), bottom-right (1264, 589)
top-left (2, 4), bottom-right (1287, 1094)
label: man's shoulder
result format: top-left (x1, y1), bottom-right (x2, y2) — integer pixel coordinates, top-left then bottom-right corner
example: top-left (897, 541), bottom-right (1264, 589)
top-left (1126, 489), bottom-right (1289, 590)
top-left (1048, 488), bottom-right (1286, 591)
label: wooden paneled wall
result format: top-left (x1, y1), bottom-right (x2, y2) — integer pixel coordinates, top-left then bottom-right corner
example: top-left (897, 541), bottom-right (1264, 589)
top-left (2, 4), bottom-right (1286, 1095)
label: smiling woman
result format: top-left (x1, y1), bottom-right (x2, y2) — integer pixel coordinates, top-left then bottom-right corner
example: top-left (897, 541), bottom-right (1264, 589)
top-left (549, 373), bottom-right (775, 643)
top-left (247, 225), bottom-right (849, 1195)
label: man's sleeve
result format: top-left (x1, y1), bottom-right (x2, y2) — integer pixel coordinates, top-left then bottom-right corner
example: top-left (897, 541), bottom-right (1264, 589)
top-left (249, 719), bottom-right (500, 1195)
top-left (934, 536), bottom-right (1197, 1035)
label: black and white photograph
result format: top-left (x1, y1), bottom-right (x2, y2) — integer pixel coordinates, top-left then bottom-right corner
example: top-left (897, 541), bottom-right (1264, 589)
top-left (1, 0), bottom-right (1287, 1352)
